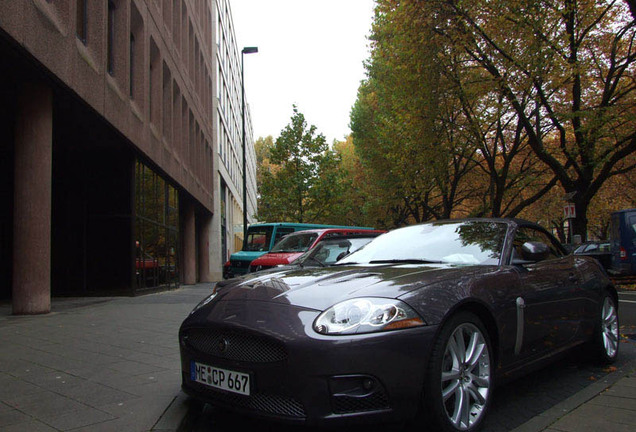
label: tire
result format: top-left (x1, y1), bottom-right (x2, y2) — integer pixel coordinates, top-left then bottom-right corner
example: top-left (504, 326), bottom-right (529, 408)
top-left (592, 291), bottom-right (619, 364)
top-left (422, 312), bottom-right (493, 432)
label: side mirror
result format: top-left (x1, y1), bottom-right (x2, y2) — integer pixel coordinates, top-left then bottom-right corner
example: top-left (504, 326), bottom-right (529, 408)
top-left (520, 241), bottom-right (550, 262)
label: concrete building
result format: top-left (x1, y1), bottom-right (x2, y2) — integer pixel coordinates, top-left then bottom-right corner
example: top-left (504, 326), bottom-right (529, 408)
top-left (0, 0), bottom-right (257, 313)
top-left (213, 0), bottom-right (258, 273)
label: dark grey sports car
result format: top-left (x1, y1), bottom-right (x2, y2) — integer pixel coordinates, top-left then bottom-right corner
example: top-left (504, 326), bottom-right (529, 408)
top-left (179, 218), bottom-right (619, 432)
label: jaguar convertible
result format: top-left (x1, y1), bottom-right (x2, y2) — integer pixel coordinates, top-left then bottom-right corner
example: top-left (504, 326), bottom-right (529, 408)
top-left (179, 218), bottom-right (619, 432)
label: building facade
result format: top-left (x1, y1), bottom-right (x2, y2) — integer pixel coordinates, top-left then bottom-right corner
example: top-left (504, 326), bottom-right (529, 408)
top-left (0, 0), bottom-right (257, 313)
top-left (213, 0), bottom-right (258, 269)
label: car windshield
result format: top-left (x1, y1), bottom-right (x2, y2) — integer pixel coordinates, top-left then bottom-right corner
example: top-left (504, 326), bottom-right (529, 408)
top-left (337, 221), bottom-right (508, 266)
top-left (271, 232), bottom-right (319, 253)
top-left (293, 237), bottom-right (375, 266)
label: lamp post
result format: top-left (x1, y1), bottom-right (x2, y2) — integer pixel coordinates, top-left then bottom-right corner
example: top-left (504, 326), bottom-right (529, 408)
top-left (241, 46), bottom-right (258, 249)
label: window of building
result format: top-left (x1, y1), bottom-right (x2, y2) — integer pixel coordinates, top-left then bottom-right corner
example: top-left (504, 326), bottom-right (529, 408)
top-left (129, 33), bottom-right (135, 97)
top-left (135, 160), bottom-right (179, 290)
top-left (172, 0), bottom-right (180, 50)
top-left (107, 0), bottom-right (116, 75)
top-left (129, 2), bottom-right (143, 103)
top-left (76, 0), bottom-right (87, 43)
top-left (162, 62), bottom-right (172, 140)
top-left (149, 38), bottom-right (161, 127)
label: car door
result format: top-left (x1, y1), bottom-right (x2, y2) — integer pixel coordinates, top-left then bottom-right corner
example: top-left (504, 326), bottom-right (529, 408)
top-left (509, 227), bottom-right (582, 360)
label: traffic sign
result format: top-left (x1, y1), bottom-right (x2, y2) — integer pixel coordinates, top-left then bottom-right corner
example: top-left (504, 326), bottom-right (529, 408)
top-left (564, 203), bottom-right (576, 219)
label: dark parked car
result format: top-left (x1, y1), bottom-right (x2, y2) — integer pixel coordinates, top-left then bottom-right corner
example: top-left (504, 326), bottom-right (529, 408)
top-left (179, 218), bottom-right (619, 432)
top-left (574, 241), bottom-right (612, 271)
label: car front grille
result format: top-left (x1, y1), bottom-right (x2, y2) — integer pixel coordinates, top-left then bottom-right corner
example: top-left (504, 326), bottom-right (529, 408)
top-left (183, 328), bottom-right (287, 363)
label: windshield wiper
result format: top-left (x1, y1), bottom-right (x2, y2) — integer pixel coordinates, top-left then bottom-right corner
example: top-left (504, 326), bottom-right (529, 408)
top-left (368, 259), bottom-right (444, 264)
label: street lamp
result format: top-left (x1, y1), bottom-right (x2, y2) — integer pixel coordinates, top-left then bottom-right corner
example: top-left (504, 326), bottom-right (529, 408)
top-left (241, 46), bottom-right (258, 249)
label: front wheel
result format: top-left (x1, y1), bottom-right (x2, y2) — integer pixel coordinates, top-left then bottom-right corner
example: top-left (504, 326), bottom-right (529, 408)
top-left (592, 292), bottom-right (619, 364)
top-left (423, 312), bottom-right (493, 432)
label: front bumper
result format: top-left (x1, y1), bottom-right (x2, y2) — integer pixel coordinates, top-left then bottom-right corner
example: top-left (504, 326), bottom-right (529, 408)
top-left (179, 301), bottom-right (438, 426)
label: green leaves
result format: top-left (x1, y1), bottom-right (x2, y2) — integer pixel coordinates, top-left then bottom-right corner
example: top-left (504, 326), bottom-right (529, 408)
top-left (257, 106), bottom-right (348, 224)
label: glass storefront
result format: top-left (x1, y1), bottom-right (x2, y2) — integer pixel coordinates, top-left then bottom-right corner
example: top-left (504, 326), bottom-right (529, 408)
top-left (135, 160), bottom-right (179, 290)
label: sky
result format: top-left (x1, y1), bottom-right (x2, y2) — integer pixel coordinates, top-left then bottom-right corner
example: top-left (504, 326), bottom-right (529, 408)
top-left (230, 0), bottom-right (376, 144)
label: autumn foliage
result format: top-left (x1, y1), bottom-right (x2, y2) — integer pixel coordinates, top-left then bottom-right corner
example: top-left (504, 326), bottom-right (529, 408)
top-left (346, 0), bottom-right (636, 238)
top-left (257, 1), bottom-right (636, 240)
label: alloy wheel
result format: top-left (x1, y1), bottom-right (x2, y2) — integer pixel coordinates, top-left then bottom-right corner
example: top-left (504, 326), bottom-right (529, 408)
top-left (441, 322), bottom-right (491, 431)
top-left (601, 296), bottom-right (619, 358)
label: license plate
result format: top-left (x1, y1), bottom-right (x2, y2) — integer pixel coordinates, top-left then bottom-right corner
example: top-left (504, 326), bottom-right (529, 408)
top-left (190, 361), bottom-right (251, 396)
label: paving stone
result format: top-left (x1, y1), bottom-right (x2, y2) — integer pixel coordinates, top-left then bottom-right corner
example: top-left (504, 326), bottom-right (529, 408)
top-left (5, 390), bottom-right (89, 419)
top-left (604, 383), bottom-right (636, 399)
top-left (0, 408), bottom-right (32, 428)
top-left (55, 381), bottom-right (139, 408)
top-left (0, 419), bottom-right (58, 432)
top-left (590, 394), bottom-right (636, 411)
top-left (535, 391), bottom-right (636, 432)
top-left (43, 407), bottom-right (116, 431)
top-left (0, 373), bottom-right (47, 400)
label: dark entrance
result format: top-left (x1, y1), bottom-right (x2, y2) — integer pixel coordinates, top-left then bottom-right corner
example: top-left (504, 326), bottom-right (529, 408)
top-left (52, 92), bottom-right (136, 296)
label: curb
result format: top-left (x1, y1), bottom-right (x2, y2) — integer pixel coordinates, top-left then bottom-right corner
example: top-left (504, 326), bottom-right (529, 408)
top-left (151, 391), bottom-right (191, 432)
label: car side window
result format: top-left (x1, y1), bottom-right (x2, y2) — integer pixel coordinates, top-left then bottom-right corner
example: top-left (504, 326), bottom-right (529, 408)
top-left (512, 227), bottom-right (564, 261)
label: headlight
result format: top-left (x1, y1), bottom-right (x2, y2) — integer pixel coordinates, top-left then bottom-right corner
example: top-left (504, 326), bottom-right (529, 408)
top-left (189, 283), bottom-right (219, 315)
top-left (313, 298), bottom-right (425, 335)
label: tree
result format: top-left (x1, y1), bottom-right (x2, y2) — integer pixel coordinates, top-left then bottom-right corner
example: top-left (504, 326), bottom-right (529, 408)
top-left (257, 106), bottom-right (345, 223)
top-left (351, 0), bottom-right (561, 227)
top-left (431, 0), bottom-right (636, 240)
top-left (351, 1), bottom-right (478, 227)
top-left (254, 135), bottom-right (275, 189)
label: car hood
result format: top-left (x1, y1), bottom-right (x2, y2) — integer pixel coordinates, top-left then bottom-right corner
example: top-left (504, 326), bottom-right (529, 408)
top-left (251, 252), bottom-right (303, 266)
top-left (211, 263), bottom-right (487, 312)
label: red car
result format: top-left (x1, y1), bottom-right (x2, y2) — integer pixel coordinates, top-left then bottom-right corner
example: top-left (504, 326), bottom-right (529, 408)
top-left (249, 228), bottom-right (385, 273)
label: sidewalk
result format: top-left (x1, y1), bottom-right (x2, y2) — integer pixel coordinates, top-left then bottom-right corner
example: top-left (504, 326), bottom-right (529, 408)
top-left (511, 361), bottom-right (636, 432)
top-left (0, 284), bottom-right (213, 432)
top-left (0, 284), bottom-right (634, 432)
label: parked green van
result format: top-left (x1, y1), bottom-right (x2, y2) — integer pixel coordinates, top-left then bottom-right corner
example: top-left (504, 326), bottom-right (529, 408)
top-left (223, 222), bottom-right (374, 278)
